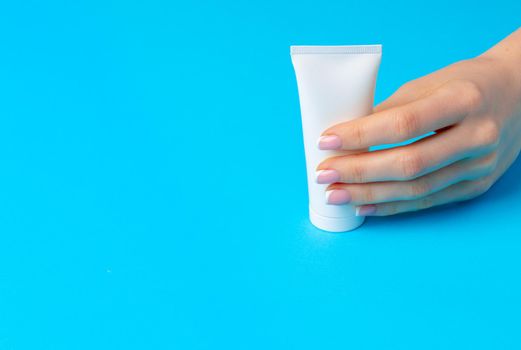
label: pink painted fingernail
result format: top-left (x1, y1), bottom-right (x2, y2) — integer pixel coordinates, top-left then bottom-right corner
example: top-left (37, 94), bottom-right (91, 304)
top-left (317, 135), bottom-right (342, 150)
top-left (316, 169), bottom-right (340, 184)
top-left (356, 205), bottom-right (377, 216)
top-left (325, 189), bottom-right (351, 205)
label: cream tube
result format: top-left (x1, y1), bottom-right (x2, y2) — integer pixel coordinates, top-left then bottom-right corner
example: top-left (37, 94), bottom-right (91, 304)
top-left (290, 45), bottom-right (382, 232)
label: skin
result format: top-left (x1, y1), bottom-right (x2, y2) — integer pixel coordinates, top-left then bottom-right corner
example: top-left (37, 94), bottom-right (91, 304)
top-left (317, 27), bottom-right (521, 216)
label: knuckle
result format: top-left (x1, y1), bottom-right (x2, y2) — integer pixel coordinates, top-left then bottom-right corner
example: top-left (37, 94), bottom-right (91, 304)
top-left (388, 206), bottom-right (399, 215)
top-left (478, 177), bottom-right (494, 193)
top-left (398, 152), bottom-right (425, 179)
top-left (419, 196), bottom-right (435, 210)
top-left (409, 178), bottom-right (432, 198)
top-left (362, 187), bottom-right (376, 203)
top-left (434, 84), bottom-right (455, 99)
top-left (467, 178), bottom-right (493, 198)
top-left (350, 164), bottom-right (366, 183)
top-left (479, 151), bottom-right (499, 174)
top-left (382, 204), bottom-right (398, 216)
top-left (475, 120), bottom-right (500, 149)
top-left (454, 79), bottom-right (484, 111)
top-left (350, 124), bottom-right (365, 148)
top-left (393, 108), bottom-right (420, 139)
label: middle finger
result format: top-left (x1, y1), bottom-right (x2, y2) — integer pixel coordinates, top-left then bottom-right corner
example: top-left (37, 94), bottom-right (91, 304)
top-left (316, 124), bottom-right (475, 184)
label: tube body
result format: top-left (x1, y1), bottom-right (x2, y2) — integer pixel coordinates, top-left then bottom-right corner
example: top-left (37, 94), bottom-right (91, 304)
top-left (290, 45), bottom-right (381, 232)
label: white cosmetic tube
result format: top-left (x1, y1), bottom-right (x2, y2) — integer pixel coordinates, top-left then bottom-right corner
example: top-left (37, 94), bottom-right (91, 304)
top-left (290, 45), bottom-right (382, 232)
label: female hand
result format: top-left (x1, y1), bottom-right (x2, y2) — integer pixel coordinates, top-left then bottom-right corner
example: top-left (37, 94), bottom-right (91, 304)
top-left (316, 28), bottom-right (521, 216)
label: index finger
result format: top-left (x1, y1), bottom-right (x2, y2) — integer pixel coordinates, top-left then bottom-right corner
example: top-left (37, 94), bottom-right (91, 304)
top-left (318, 80), bottom-right (483, 150)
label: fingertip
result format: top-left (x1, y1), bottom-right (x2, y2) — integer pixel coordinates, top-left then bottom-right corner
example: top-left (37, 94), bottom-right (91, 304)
top-left (317, 134), bottom-right (342, 150)
top-left (355, 204), bottom-right (377, 216)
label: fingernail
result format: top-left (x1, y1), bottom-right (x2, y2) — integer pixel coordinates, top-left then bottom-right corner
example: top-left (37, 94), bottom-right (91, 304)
top-left (317, 135), bottom-right (342, 150)
top-left (356, 205), bottom-right (377, 216)
top-left (325, 189), bottom-right (351, 205)
top-left (316, 169), bottom-right (340, 184)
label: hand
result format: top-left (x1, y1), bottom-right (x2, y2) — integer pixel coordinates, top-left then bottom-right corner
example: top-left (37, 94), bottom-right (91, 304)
top-left (316, 28), bottom-right (521, 216)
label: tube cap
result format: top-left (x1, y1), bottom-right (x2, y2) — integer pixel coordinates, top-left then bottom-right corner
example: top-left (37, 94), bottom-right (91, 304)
top-left (309, 206), bottom-right (365, 232)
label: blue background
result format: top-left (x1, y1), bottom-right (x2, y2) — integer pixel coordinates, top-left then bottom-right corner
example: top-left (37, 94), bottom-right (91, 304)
top-left (0, 0), bottom-right (520, 349)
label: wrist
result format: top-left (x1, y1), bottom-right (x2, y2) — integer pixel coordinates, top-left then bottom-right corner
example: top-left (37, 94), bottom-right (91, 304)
top-left (480, 28), bottom-right (521, 87)
top-left (479, 33), bottom-right (521, 108)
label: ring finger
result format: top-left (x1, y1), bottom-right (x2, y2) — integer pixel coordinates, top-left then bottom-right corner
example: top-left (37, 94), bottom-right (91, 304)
top-left (325, 151), bottom-right (498, 205)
